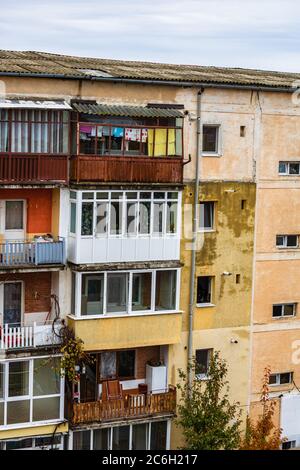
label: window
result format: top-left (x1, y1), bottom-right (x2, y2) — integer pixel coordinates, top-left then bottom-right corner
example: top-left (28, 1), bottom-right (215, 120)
top-left (132, 423), bottom-right (147, 450)
top-left (282, 440), bottom-right (296, 450)
top-left (76, 269), bottom-right (179, 316)
top-left (150, 421), bottom-right (167, 450)
top-left (5, 201), bottom-right (24, 230)
top-left (0, 110), bottom-right (69, 154)
top-left (279, 162), bottom-right (300, 175)
top-left (99, 350), bottom-right (135, 380)
top-left (276, 235), bottom-right (298, 248)
top-left (0, 358), bottom-right (63, 427)
top-left (1, 435), bottom-right (62, 450)
top-left (269, 372), bottom-right (293, 386)
top-left (195, 349), bottom-right (212, 379)
top-left (202, 125), bottom-right (220, 154)
top-left (272, 303), bottom-right (296, 318)
top-left (197, 276), bottom-right (213, 304)
top-left (75, 191), bottom-right (179, 238)
top-left (199, 202), bottom-right (214, 231)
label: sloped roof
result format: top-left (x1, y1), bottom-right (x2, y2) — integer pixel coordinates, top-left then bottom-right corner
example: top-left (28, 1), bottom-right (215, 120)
top-left (0, 50), bottom-right (300, 90)
top-left (72, 102), bottom-right (184, 118)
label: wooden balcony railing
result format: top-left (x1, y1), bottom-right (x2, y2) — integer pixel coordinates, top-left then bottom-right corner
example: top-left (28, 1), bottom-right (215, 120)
top-left (0, 154), bottom-right (68, 183)
top-left (70, 155), bottom-right (183, 184)
top-left (71, 387), bottom-right (176, 425)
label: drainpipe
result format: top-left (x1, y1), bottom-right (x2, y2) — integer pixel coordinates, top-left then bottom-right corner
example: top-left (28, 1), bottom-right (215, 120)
top-left (187, 89), bottom-right (203, 390)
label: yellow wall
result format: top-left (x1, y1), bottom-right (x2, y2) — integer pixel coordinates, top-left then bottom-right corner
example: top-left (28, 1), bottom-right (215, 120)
top-left (0, 422), bottom-right (68, 440)
top-left (67, 313), bottom-right (182, 351)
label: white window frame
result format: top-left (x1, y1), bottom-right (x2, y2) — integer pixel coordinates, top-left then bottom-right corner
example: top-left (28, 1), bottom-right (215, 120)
top-left (72, 268), bottom-right (180, 318)
top-left (269, 372), bottom-right (293, 386)
top-left (272, 303), bottom-right (296, 318)
top-left (0, 280), bottom-right (25, 328)
top-left (70, 190), bottom-right (180, 240)
top-left (0, 356), bottom-right (64, 430)
top-left (196, 275), bottom-right (214, 307)
top-left (0, 434), bottom-right (64, 450)
top-left (68, 420), bottom-right (170, 450)
top-left (279, 161), bottom-right (300, 176)
top-left (202, 124), bottom-right (222, 156)
top-left (195, 348), bottom-right (213, 380)
top-left (276, 235), bottom-right (299, 249)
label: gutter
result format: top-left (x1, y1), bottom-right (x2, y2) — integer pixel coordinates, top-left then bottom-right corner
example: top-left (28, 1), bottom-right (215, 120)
top-left (0, 72), bottom-right (296, 93)
top-left (187, 89), bottom-right (203, 389)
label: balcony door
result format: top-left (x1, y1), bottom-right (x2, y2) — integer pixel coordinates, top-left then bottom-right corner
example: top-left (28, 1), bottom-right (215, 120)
top-left (3, 282), bottom-right (22, 326)
top-left (4, 200), bottom-right (26, 241)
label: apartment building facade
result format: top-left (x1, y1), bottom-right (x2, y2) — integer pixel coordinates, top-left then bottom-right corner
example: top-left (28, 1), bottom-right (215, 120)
top-left (0, 50), bottom-right (299, 450)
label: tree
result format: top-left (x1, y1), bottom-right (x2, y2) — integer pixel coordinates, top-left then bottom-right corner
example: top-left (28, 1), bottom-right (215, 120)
top-left (176, 351), bottom-right (242, 450)
top-left (239, 367), bottom-right (285, 450)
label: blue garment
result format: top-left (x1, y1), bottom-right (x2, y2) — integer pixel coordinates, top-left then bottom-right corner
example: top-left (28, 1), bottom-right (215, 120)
top-left (112, 127), bottom-right (124, 138)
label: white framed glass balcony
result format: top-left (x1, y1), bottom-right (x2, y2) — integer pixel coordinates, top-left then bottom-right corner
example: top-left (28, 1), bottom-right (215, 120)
top-left (0, 356), bottom-right (64, 430)
top-left (68, 190), bottom-right (181, 263)
top-left (71, 268), bottom-right (180, 318)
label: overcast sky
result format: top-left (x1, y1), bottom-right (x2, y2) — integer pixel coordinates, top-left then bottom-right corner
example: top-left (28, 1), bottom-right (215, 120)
top-left (1, 0), bottom-right (300, 72)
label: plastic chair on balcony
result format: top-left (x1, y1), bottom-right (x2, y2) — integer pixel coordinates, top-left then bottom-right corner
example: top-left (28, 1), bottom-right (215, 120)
top-left (102, 380), bottom-right (123, 401)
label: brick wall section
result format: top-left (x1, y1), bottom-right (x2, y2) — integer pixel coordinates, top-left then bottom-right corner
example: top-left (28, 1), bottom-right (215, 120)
top-left (0, 272), bottom-right (51, 313)
top-left (136, 346), bottom-right (160, 379)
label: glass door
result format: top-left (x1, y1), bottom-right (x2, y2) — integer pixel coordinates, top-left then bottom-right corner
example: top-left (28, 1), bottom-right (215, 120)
top-left (3, 282), bottom-right (22, 326)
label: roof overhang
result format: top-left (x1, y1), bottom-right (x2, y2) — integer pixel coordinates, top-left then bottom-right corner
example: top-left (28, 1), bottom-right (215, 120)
top-left (0, 99), bottom-right (72, 110)
top-left (72, 102), bottom-right (184, 118)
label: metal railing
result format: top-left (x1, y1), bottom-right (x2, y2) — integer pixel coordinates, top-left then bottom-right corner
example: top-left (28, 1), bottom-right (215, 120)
top-left (0, 238), bottom-right (65, 266)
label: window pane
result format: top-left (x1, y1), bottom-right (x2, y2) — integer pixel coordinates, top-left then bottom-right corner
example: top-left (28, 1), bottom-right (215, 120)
top-left (96, 202), bottom-right (108, 235)
top-left (269, 374), bottom-right (277, 385)
top-left (5, 201), bottom-right (23, 230)
top-left (6, 438), bottom-right (33, 450)
top-left (81, 274), bottom-right (104, 315)
top-left (0, 402), bottom-right (3, 426)
top-left (196, 349), bottom-right (210, 375)
top-left (9, 361), bottom-right (29, 397)
top-left (166, 201), bottom-right (177, 234)
top-left (110, 201), bottom-right (123, 235)
top-left (150, 421), bottom-right (167, 450)
top-left (79, 124), bottom-right (96, 154)
top-left (132, 423), bottom-right (147, 450)
top-left (203, 126), bottom-right (218, 153)
top-left (153, 202), bottom-right (164, 234)
top-left (81, 202), bottom-right (93, 236)
top-left (283, 304), bottom-right (295, 316)
top-left (70, 202), bottom-right (76, 233)
top-left (100, 352), bottom-right (117, 379)
top-left (200, 202), bottom-right (214, 230)
top-left (197, 276), bottom-right (212, 304)
top-left (139, 202), bottom-right (151, 234)
top-left (132, 272), bottom-right (152, 311)
top-left (33, 358), bottom-right (60, 396)
top-left (278, 162), bottom-right (287, 174)
top-left (33, 396), bottom-right (60, 421)
top-left (118, 350), bottom-right (135, 378)
top-left (7, 400), bottom-right (30, 424)
top-left (93, 428), bottom-right (109, 450)
top-left (126, 202), bottom-right (137, 235)
top-left (280, 373), bottom-right (292, 384)
top-left (107, 273), bottom-right (128, 313)
top-left (276, 235), bottom-right (284, 246)
top-left (289, 163), bottom-right (300, 175)
top-left (272, 305), bottom-right (282, 317)
top-left (155, 270), bottom-right (177, 311)
top-left (287, 235), bottom-right (298, 247)
top-left (112, 426), bottom-right (130, 450)
top-left (73, 431), bottom-right (91, 450)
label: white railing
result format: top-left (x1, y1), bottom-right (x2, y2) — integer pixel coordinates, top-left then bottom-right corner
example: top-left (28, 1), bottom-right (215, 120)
top-left (0, 321), bottom-right (62, 350)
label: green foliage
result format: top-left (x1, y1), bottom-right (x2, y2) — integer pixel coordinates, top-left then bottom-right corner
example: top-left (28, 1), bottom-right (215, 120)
top-left (176, 351), bottom-right (242, 450)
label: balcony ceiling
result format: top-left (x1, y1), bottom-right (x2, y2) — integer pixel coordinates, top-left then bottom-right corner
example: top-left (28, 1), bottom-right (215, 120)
top-left (72, 102), bottom-right (184, 118)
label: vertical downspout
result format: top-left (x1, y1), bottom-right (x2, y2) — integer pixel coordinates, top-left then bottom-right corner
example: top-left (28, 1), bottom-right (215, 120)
top-left (188, 89), bottom-right (203, 389)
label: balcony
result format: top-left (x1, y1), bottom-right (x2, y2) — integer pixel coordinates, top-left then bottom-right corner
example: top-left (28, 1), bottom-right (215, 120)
top-left (71, 386), bottom-right (176, 426)
top-left (0, 238), bottom-right (65, 268)
top-left (0, 154), bottom-right (68, 184)
top-left (0, 321), bottom-right (62, 350)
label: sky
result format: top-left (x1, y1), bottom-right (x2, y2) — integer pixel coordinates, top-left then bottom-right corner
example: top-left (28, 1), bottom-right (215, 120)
top-left (1, 0), bottom-right (300, 72)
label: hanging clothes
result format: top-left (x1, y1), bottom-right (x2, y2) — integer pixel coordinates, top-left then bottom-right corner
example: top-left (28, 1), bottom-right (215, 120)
top-left (147, 128), bottom-right (176, 156)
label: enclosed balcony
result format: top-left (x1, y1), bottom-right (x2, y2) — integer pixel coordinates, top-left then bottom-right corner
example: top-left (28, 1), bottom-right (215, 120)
top-left (0, 101), bottom-right (70, 184)
top-left (70, 102), bottom-right (184, 184)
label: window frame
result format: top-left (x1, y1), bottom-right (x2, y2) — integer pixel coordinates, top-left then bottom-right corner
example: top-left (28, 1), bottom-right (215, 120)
top-left (71, 268), bottom-right (180, 318)
top-left (195, 348), bottom-right (213, 380)
top-left (198, 201), bottom-right (215, 232)
top-left (196, 275), bottom-right (214, 307)
top-left (202, 124), bottom-right (221, 156)
top-left (272, 303), bottom-right (297, 318)
top-left (72, 190), bottom-right (180, 239)
top-left (269, 372), bottom-right (293, 386)
top-left (0, 356), bottom-right (64, 430)
top-left (279, 161), bottom-right (300, 176)
top-left (276, 235), bottom-right (299, 249)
